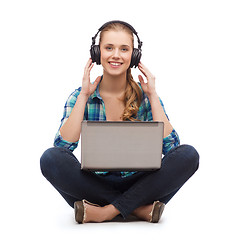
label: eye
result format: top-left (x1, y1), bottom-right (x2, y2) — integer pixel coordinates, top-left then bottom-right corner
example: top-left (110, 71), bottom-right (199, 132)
top-left (121, 48), bottom-right (128, 52)
top-left (106, 46), bottom-right (112, 51)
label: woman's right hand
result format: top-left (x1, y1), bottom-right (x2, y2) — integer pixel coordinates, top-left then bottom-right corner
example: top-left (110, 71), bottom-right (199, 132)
top-left (80, 58), bottom-right (101, 98)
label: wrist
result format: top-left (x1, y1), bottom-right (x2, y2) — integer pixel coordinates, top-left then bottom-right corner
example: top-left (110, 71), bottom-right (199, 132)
top-left (147, 91), bottom-right (158, 100)
top-left (78, 92), bottom-right (89, 102)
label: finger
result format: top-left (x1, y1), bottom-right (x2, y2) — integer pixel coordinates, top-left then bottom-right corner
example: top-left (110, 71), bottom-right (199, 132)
top-left (139, 62), bottom-right (149, 72)
top-left (89, 62), bottom-right (94, 72)
top-left (88, 58), bottom-right (92, 65)
top-left (91, 76), bottom-right (101, 91)
top-left (86, 58), bottom-right (92, 67)
top-left (138, 65), bottom-right (148, 78)
top-left (138, 62), bottom-right (147, 72)
top-left (93, 76), bottom-right (101, 86)
top-left (84, 58), bottom-right (93, 72)
top-left (138, 62), bottom-right (152, 74)
top-left (139, 64), bottom-right (151, 77)
top-left (85, 61), bottom-right (94, 76)
top-left (138, 62), bottom-right (146, 69)
top-left (138, 75), bottom-right (145, 84)
top-left (139, 64), bottom-right (154, 79)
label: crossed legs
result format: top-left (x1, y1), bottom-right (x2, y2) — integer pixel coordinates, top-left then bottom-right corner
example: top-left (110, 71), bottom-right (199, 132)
top-left (40, 145), bottom-right (199, 222)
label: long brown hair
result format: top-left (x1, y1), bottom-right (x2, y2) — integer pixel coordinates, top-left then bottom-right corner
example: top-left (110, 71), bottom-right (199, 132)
top-left (99, 22), bottom-right (143, 121)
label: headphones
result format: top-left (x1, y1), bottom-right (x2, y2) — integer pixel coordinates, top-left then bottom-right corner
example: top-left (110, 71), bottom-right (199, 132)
top-left (90, 20), bottom-right (143, 68)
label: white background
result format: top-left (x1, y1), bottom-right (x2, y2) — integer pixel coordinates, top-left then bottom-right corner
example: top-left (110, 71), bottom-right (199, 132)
top-left (0, 0), bottom-right (239, 239)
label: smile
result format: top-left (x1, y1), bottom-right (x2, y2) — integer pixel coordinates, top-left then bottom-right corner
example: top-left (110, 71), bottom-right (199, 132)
top-left (109, 62), bottom-right (123, 67)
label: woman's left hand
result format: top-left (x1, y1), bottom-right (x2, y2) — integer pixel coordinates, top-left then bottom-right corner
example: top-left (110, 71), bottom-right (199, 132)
top-left (138, 62), bottom-right (157, 97)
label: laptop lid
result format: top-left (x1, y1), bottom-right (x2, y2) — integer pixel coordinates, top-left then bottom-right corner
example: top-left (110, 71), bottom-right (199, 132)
top-left (81, 121), bottom-right (164, 171)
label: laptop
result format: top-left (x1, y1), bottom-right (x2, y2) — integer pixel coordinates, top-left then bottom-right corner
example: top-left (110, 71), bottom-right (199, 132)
top-left (80, 120), bottom-right (164, 171)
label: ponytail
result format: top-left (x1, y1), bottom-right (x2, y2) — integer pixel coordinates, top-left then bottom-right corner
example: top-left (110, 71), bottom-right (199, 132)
top-left (122, 68), bottom-right (143, 121)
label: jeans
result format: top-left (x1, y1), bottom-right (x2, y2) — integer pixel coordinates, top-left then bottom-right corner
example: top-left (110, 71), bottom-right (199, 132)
top-left (40, 144), bottom-right (199, 219)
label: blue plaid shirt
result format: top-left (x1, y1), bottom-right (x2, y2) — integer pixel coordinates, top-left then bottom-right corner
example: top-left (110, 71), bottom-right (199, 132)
top-left (54, 79), bottom-right (180, 177)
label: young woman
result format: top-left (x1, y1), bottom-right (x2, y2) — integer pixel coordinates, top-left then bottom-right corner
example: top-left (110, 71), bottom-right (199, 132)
top-left (40, 21), bottom-right (199, 224)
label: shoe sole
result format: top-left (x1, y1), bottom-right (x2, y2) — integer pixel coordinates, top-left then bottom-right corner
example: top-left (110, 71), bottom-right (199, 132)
top-left (151, 202), bottom-right (165, 223)
top-left (74, 201), bottom-right (84, 224)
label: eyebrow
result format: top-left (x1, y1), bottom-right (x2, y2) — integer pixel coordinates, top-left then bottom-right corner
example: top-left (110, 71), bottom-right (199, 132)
top-left (104, 43), bottom-right (131, 48)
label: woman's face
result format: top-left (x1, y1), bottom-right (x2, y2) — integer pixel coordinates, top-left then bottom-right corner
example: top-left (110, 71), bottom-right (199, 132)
top-left (100, 30), bottom-right (133, 76)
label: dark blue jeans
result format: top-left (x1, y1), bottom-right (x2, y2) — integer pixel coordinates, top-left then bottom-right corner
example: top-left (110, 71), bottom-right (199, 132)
top-left (40, 144), bottom-right (199, 219)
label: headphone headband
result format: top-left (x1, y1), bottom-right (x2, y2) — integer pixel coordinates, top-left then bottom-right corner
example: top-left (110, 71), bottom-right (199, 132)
top-left (98, 20), bottom-right (138, 35)
top-left (91, 20), bottom-right (143, 49)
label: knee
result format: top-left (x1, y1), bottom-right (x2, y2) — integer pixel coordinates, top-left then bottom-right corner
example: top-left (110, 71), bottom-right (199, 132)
top-left (40, 147), bottom-right (62, 178)
top-left (179, 144), bottom-right (200, 173)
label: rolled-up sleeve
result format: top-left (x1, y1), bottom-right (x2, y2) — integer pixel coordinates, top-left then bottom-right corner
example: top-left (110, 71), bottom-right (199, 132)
top-left (53, 88), bottom-right (82, 152)
top-left (54, 131), bottom-right (79, 151)
top-left (162, 129), bottom-right (180, 155)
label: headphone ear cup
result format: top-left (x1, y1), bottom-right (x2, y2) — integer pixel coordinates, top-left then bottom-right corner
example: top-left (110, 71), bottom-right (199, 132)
top-left (130, 48), bottom-right (142, 68)
top-left (90, 45), bottom-right (101, 65)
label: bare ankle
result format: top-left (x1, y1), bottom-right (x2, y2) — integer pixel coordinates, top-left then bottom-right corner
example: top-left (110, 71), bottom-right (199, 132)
top-left (102, 204), bottom-right (120, 221)
top-left (132, 204), bottom-right (153, 221)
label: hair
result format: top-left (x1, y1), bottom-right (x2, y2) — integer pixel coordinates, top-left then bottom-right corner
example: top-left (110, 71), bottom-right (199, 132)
top-left (99, 22), bottom-right (143, 121)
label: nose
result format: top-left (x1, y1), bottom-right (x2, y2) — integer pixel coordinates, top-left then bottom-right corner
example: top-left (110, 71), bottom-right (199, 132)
top-left (112, 49), bottom-right (120, 59)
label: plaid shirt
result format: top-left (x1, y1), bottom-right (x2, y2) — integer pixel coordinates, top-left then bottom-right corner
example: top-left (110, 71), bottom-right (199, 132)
top-left (54, 79), bottom-right (180, 177)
